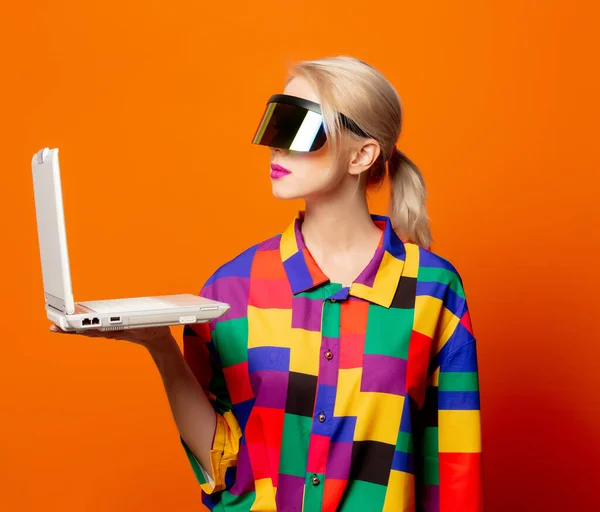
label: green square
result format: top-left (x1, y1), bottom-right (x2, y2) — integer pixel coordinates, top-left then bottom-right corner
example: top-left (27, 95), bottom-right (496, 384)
top-left (395, 431), bottom-right (413, 454)
top-left (341, 480), bottom-right (386, 510)
top-left (439, 371), bottom-right (479, 392)
top-left (423, 426), bottom-right (438, 456)
top-left (303, 473), bottom-right (324, 510)
top-left (422, 426), bottom-right (439, 485)
top-left (418, 267), bottom-right (465, 299)
top-left (322, 301), bottom-right (341, 338)
top-left (221, 490), bottom-right (257, 509)
top-left (365, 305), bottom-right (413, 358)
top-left (279, 414), bottom-right (312, 477)
top-left (214, 317), bottom-right (248, 367)
top-left (297, 282), bottom-right (342, 301)
top-left (207, 365), bottom-right (233, 414)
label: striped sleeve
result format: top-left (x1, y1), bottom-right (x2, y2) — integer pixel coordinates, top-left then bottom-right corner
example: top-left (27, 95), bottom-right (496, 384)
top-left (180, 289), bottom-right (241, 495)
top-left (419, 272), bottom-right (484, 511)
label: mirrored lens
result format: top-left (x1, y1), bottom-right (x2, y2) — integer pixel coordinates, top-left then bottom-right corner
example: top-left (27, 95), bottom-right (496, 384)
top-left (252, 102), bottom-right (327, 152)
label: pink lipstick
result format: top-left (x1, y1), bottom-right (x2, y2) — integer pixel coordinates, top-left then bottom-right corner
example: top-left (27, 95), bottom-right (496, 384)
top-left (270, 163), bottom-right (291, 179)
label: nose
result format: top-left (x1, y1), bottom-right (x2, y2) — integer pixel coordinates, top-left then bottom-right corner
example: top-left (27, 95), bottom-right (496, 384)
top-left (270, 147), bottom-right (289, 156)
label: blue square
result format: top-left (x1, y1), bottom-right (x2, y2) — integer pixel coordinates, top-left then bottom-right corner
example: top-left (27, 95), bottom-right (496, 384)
top-left (248, 346), bottom-right (290, 373)
top-left (330, 415), bottom-right (357, 443)
top-left (283, 251), bottom-right (313, 293)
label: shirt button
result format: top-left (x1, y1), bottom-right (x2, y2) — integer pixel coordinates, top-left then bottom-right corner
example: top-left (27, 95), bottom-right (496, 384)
top-left (318, 412), bottom-right (326, 423)
top-left (330, 298), bottom-right (337, 302)
top-left (324, 350), bottom-right (333, 360)
top-left (311, 474), bottom-right (320, 486)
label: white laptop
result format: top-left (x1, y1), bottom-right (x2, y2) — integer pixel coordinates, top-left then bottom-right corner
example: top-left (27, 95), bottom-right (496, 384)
top-left (31, 147), bottom-right (229, 333)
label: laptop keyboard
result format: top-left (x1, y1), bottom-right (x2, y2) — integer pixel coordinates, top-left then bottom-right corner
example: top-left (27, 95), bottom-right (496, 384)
top-left (79, 297), bottom-right (175, 313)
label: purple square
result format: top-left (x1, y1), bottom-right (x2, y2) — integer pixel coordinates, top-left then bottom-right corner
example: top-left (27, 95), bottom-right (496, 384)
top-left (257, 236), bottom-right (281, 251)
top-left (276, 474), bottom-right (304, 511)
top-left (249, 370), bottom-right (289, 409)
top-left (354, 247), bottom-right (385, 287)
top-left (292, 296), bottom-right (323, 331)
top-left (423, 484), bottom-right (440, 511)
top-left (202, 276), bottom-right (249, 321)
top-left (326, 441), bottom-right (352, 479)
top-left (229, 442), bottom-right (255, 496)
top-left (361, 354), bottom-right (407, 396)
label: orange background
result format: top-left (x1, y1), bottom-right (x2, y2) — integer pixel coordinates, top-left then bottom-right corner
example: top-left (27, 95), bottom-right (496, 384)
top-left (1, 1), bottom-right (598, 510)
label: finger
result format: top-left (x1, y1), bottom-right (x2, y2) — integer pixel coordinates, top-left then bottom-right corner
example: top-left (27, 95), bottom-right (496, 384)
top-left (49, 325), bottom-right (73, 334)
top-left (49, 325), bottom-right (101, 338)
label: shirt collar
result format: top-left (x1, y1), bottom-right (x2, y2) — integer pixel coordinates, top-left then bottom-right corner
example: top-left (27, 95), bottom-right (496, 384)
top-left (279, 212), bottom-right (408, 308)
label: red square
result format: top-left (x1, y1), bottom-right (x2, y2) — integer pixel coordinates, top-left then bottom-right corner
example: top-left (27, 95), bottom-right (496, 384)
top-left (244, 407), bottom-right (284, 483)
top-left (245, 410), bottom-right (270, 480)
top-left (373, 219), bottom-right (386, 236)
top-left (222, 362), bottom-right (253, 404)
top-left (307, 433), bottom-right (330, 474)
top-left (460, 309), bottom-right (474, 335)
top-left (259, 407), bottom-right (285, 453)
top-left (406, 330), bottom-right (433, 408)
top-left (439, 452), bottom-right (484, 512)
top-left (339, 332), bottom-right (365, 369)
top-left (303, 248), bottom-right (328, 283)
top-left (259, 407), bottom-right (285, 486)
top-left (251, 249), bottom-right (288, 280)
top-left (340, 299), bottom-right (369, 334)
top-left (323, 479), bottom-right (347, 512)
top-left (248, 278), bottom-right (292, 309)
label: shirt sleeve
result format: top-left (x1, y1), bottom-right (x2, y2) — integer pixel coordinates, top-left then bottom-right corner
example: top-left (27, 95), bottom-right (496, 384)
top-left (180, 296), bottom-right (242, 495)
top-left (417, 272), bottom-right (485, 511)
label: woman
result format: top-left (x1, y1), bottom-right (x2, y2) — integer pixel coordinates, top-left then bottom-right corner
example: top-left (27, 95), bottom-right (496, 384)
top-left (52, 56), bottom-right (484, 511)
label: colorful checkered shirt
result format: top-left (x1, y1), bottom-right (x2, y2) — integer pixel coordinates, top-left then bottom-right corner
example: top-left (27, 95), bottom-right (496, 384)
top-left (181, 213), bottom-right (484, 511)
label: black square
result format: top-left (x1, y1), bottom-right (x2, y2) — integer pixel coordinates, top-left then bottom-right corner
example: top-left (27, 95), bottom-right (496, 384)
top-left (349, 440), bottom-right (395, 486)
top-left (285, 371), bottom-right (318, 417)
top-left (422, 386), bottom-right (439, 427)
top-left (390, 277), bottom-right (417, 309)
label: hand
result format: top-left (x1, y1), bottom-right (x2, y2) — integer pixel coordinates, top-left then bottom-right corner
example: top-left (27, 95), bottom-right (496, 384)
top-left (49, 324), bottom-right (178, 354)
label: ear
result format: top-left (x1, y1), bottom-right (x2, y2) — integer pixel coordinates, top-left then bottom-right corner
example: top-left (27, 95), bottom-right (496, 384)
top-left (348, 139), bottom-right (381, 176)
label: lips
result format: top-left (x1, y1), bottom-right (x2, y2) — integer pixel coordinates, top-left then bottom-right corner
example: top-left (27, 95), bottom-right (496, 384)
top-left (270, 163), bottom-right (291, 179)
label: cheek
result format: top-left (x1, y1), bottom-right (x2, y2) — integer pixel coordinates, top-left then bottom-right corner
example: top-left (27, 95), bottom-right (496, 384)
top-left (293, 149), bottom-right (336, 182)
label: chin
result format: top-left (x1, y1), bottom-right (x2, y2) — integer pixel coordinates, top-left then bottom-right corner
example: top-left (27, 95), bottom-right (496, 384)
top-left (271, 181), bottom-right (302, 200)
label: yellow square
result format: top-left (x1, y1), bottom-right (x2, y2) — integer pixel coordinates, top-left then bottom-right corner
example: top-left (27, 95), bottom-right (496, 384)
top-left (373, 252), bottom-right (405, 300)
top-left (279, 222), bottom-right (298, 261)
top-left (247, 307), bottom-right (292, 348)
top-left (251, 478), bottom-right (277, 511)
top-left (383, 470), bottom-right (415, 512)
top-left (413, 295), bottom-right (443, 338)
top-left (288, 327), bottom-right (321, 375)
top-left (439, 410), bottom-right (482, 453)
top-left (333, 368), bottom-right (362, 417)
top-left (353, 393), bottom-right (404, 444)
top-left (402, 243), bottom-right (420, 278)
top-left (436, 307), bottom-right (460, 353)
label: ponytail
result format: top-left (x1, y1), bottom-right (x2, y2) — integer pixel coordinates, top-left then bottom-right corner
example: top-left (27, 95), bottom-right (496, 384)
top-left (387, 148), bottom-right (432, 249)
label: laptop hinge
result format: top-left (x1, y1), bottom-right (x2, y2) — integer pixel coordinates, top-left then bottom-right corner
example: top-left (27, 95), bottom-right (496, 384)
top-left (45, 293), bottom-right (66, 313)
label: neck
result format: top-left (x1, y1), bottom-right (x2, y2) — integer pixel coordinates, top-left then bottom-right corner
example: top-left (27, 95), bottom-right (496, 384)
top-left (301, 180), bottom-right (379, 254)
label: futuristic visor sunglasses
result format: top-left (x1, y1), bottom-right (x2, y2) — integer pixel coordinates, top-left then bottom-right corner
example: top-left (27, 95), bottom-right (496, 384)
top-left (251, 94), bottom-right (369, 152)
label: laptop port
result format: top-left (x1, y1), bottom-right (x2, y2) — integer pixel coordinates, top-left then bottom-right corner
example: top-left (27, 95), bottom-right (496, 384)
top-left (82, 318), bottom-right (91, 326)
top-left (91, 318), bottom-right (100, 325)
top-left (109, 317), bottom-right (122, 324)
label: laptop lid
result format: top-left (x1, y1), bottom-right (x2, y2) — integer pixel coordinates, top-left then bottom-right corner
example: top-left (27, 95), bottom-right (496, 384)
top-left (31, 147), bottom-right (75, 315)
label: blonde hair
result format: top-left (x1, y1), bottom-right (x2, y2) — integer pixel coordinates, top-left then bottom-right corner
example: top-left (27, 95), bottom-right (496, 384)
top-left (288, 56), bottom-right (432, 249)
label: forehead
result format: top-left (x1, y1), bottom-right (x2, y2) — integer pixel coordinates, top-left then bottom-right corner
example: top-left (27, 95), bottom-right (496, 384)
top-left (283, 76), bottom-right (320, 104)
